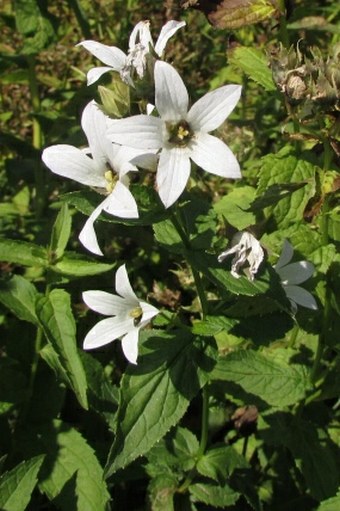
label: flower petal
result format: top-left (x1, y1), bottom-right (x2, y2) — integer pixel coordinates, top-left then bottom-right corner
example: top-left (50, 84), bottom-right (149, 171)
top-left (121, 328), bottom-right (140, 364)
top-left (81, 100), bottom-right (112, 163)
top-left (187, 84), bottom-right (241, 132)
top-left (284, 285), bottom-right (318, 310)
top-left (275, 240), bottom-right (294, 270)
top-left (129, 20), bottom-right (152, 50)
top-left (77, 41), bottom-right (126, 69)
top-left (156, 147), bottom-right (191, 208)
top-left (278, 261), bottom-right (315, 285)
top-left (86, 66), bottom-right (113, 85)
top-left (42, 145), bottom-right (105, 187)
top-left (140, 301), bottom-right (159, 324)
top-left (103, 181), bottom-right (139, 219)
top-left (115, 264), bottom-right (139, 303)
top-left (190, 133), bottom-right (241, 178)
top-left (78, 197), bottom-right (110, 256)
top-left (82, 290), bottom-right (129, 316)
top-left (107, 115), bottom-right (163, 149)
top-left (154, 20), bottom-right (186, 56)
top-left (83, 315), bottom-right (133, 350)
top-left (155, 61), bottom-right (189, 121)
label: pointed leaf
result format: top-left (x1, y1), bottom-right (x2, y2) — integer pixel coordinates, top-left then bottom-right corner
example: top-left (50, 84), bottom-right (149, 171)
top-left (229, 46), bottom-right (276, 91)
top-left (0, 455), bottom-right (44, 511)
top-left (0, 275), bottom-right (39, 325)
top-left (52, 252), bottom-right (114, 277)
top-left (0, 239), bottom-right (47, 267)
top-left (49, 204), bottom-right (72, 261)
top-left (189, 482), bottom-right (240, 508)
top-left (36, 289), bottom-right (88, 409)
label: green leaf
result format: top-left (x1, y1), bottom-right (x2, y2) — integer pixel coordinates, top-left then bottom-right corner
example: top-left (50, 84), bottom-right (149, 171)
top-left (17, 420), bottom-right (110, 511)
top-left (49, 204), bottom-right (72, 261)
top-left (0, 239), bottom-right (47, 267)
top-left (189, 481), bottom-right (240, 508)
top-left (229, 46), bottom-right (276, 91)
top-left (14, 0), bottom-right (55, 54)
top-left (105, 330), bottom-right (217, 477)
top-left (249, 182), bottom-right (308, 212)
top-left (211, 349), bottom-right (310, 407)
top-left (0, 358), bottom-right (28, 415)
top-left (317, 491), bottom-right (340, 511)
top-left (257, 149), bottom-right (316, 228)
top-left (52, 252), bottom-right (114, 277)
top-left (36, 289), bottom-right (88, 409)
top-left (197, 446), bottom-right (249, 483)
top-left (0, 275), bottom-right (39, 324)
top-left (214, 186), bottom-right (256, 230)
top-left (0, 455), bottom-right (45, 511)
top-left (192, 316), bottom-right (236, 336)
top-left (153, 218), bottom-right (183, 254)
top-left (148, 474), bottom-right (177, 511)
top-left (208, 0), bottom-right (278, 29)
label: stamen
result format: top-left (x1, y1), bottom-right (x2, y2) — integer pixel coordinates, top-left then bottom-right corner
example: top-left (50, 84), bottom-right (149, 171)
top-left (167, 120), bottom-right (193, 147)
top-left (130, 306), bottom-right (143, 326)
top-left (104, 170), bottom-right (118, 193)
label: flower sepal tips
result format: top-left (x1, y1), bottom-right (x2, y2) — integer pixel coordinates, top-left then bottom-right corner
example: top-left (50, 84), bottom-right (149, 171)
top-left (83, 264), bottom-right (159, 364)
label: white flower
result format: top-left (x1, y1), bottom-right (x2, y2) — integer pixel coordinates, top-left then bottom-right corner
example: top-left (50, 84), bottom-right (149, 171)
top-left (42, 100), bottom-right (142, 256)
top-left (78, 20), bottom-right (186, 86)
top-left (83, 264), bottom-right (159, 364)
top-left (274, 240), bottom-right (318, 313)
top-left (218, 231), bottom-right (264, 281)
top-left (107, 61), bottom-right (242, 208)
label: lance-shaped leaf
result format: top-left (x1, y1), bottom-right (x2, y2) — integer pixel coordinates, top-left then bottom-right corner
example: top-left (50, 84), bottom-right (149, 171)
top-left (0, 455), bottom-right (45, 511)
top-left (229, 46), bottom-right (277, 91)
top-left (0, 274), bottom-right (39, 325)
top-left (51, 252), bottom-right (114, 277)
top-left (105, 330), bottom-right (217, 477)
top-left (49, 203), bottom-right (72, 262)
top-left (36, 289), bottom-right (88, 409)
top-left (0, 239), bottom-right (48, 267)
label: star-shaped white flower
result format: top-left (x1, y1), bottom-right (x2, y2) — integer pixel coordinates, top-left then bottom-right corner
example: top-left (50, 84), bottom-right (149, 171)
top-left (83, 264), bottom-right (159, 364)
top-left (78, 19), bottom-right (186, 86)
top-left (274, 240), bottom-right (318, 313)
top-left (42, 100), bottom-right (142, 256)
top-left (218, 231), bottom-right (264, 281)
top-left (107, 61), bottom-right (242, 208)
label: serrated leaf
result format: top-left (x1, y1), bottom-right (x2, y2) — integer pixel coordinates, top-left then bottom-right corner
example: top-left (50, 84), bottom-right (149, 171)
top-left (214, 186), bottom-right (256, 229)
top-left (257, 149), bottom-right (316, 228)
top-left (36, 289), bottom-right (88, 409)
top-left (0, 239), bottom-right (47, 267)
top-left (0, 455), bottom-right (45, 511)
top-left (229, 46), bottom-right (276, 91)
top-left (49, 203), bottom-right (72, 261)
top-left (0, 275), bottom-right (39, 324)
top-left (192, 316), bottom-right (236, 336)
top-left (211, 350), bottom-right (310, 407)
top-left (52, 252), bottom-right (114, 277)
top-left (189, 481), bottom-right (240, 508)
top-left (197, 446), bottom-right (249, 483)
top-left (249, 182), bottom-right (307, 212)
top-left (105, 330), bottom-right (217, 477)
top-left (17, 420), bottom-right (110, 511)
top-left (14, 0), bottom-right (55, 54)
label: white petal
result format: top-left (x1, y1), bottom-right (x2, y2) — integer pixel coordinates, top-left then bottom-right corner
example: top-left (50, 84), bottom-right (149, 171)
top-left (42, 145), bottom-right (105, 187)
top-left (284, 285), bottom-right (318, 310)
top-left (107, 116), bottom-right (163, 149)
top-left (83, 316), bottom-right (133, 350)
top-left (156, 147), bottom-right (191, 208)
top-left (81, 101), bottom-right (112, 163)
top-left (86, 66), bottom-right (113, 85)
top-left (187, 84), bottom-right (242, 132)
top-left (82, 290), bottom-right (129, 316)
top-left (130, 152), bottom-right (158, 172)
top-left (129, 21), bottom-right (152, 50)
top-left (78, 197), bottom-right (110, 256)
top-left (190, 133), bottom-right (241, 178)
top-left (115, 264), bottom-right (139, 302)
top-left (140, 301), bottom-right (159, 324)
top-left (154, 20), bottom-right (186, 56)
top-left (278, 261), bottom-right (314, 285)
top-left (77, 41), bottom-right (126, 69)
top-left (103, 181), bottom-right (139, 219)
top-left (121, 328), bottom-right (140, 364)
top-left (155, 61), bottom-right (189, 121)
top-left (108, 144), bottom-right (141, 176)
top-left (275, 240), bottom-right (294, 270)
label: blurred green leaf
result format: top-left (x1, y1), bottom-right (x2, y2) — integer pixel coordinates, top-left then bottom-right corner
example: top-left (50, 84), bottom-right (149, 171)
top-left (189, 481), bottom-right (240, 507)
top-left (0, 455), bottom-right (45, 511)
top-left (49, 204), bottom-right (72, 262)
top-left (0, 239), bottom-right (48, 267)
top-left (0, 275), bottom-right (39, 324)
top-left (36, 289), bottom-right (88, 409)
top-left (229, 46), bottom-right (276, 91)
top-left (317, 491), bottom-right (340, 511)
top-left (197, 445), bottom-right (249, 483)
top-left (0, 358), bottom-right (28, 415)
top-left (52, 252), bottom-right (114, 277)
top-left (214, 186), bottom-right (256, 229)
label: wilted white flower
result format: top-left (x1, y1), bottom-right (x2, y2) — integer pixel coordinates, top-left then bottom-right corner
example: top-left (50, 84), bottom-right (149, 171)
top-left (42, 101), bottom-right (142, 256)
top-left (83, 264), bottom-right (159, 364)
top-left (274, 240), bottom-right (317, 313)
top-left (218, 231), bottom-right (264, 281)
top-left (78, 19), bottom-right (186, 86)
top-left (107, 61), bottom-right (242, 208)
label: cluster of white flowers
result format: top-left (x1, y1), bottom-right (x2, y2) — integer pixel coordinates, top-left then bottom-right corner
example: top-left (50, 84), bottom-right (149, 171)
top-left (42, 20), bottom-right (317, 363)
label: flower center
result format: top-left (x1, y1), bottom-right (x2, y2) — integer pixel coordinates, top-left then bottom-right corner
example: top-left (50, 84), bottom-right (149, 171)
top-left (129, 306), bottom-right (143, 326)
top-left (167, 120), bottom-right (193, 147)
top-left (104, 170), bottom-right (119, 193)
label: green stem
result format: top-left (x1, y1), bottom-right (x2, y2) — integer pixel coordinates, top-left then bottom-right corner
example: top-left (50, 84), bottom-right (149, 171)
top-left (198, 385), bottom-right (209, 456)
top-left (288, 323), bottom-right (299, 348)
top-left (310, 287), bottom-right (331, 385)
top-left (66, 0), bottom-right (91, 38)
top-left (278, 4), bottom-right (289, 48)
